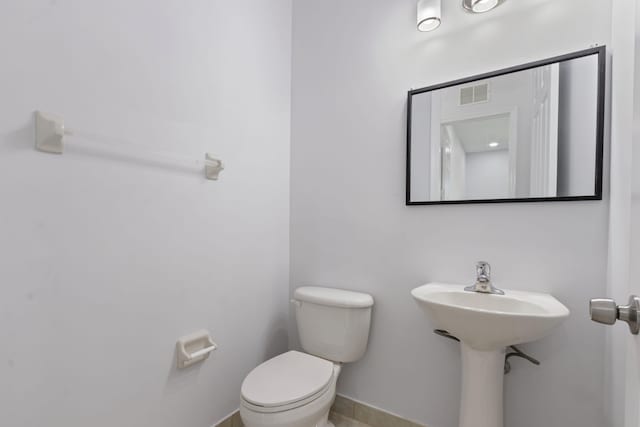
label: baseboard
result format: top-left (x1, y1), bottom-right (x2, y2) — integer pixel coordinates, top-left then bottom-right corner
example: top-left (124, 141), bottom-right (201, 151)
top-left (215, 396), bottom-right (427, 427)
top-left (332, 394), bottom-right (427, 427)
top-left (214, 409), bottom-right (243, 427)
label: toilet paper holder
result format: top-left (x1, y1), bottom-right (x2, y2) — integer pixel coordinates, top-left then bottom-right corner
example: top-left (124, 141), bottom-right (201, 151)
top-left (176, 330), bottom-right (218, 369)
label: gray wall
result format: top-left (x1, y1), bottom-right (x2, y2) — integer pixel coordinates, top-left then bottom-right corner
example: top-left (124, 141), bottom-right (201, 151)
top-left (290, 1), bottom-right (611, 427)
top-left (410, 92), bottom-right (432, 200)
top-left (558, 55), bottom-right (600, 196)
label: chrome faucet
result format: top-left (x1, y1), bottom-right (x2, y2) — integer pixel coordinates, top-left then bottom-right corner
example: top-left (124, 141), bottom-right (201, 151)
top-left (464, 261), bottom-right (504, 295)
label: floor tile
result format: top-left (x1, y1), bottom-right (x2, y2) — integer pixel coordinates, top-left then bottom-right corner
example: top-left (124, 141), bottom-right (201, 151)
top-left (330, 411), bottom-right (372, 427)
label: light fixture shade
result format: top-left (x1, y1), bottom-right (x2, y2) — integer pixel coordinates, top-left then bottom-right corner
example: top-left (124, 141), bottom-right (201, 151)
top-left (417, 0), bottom-right (441, 32)
top-left (462, 0), bottom-right (505, 13)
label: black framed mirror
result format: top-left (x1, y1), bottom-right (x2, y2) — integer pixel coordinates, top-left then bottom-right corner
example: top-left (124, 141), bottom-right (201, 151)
top-left (406, 46), bottom-right (606, 205)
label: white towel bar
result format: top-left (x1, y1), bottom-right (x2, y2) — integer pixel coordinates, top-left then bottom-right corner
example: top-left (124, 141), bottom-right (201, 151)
top-left (34, 111), bottom-right (224, 180)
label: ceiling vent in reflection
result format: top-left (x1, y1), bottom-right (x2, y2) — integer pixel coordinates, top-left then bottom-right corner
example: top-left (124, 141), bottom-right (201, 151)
top-left (459, 83), bottom-right (490, 105)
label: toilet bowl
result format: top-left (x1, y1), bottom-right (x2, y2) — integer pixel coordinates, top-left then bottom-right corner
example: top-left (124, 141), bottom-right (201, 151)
top-left (240, 287), bottom-right (374, 427)
top-left (240, 351), bottom-right (341, 427)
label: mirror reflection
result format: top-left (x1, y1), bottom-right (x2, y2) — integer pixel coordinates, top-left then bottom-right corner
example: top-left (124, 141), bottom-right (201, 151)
top-left (407, 48), bottom-right (604, 204)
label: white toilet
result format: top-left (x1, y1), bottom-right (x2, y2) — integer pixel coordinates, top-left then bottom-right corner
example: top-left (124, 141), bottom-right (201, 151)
top-left (240, 286), bottom-right (374, 427)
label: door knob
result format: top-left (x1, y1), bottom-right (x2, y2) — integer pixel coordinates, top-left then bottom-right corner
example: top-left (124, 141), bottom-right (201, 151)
top-left (590, 295), bottom-right (640, 335)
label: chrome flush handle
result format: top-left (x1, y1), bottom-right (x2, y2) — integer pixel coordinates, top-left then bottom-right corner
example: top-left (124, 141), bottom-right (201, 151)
top-left (590, 296), bottom-right (640, 335)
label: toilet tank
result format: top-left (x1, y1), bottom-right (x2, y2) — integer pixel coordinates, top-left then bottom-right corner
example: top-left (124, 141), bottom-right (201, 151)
top-left (293, 286), bottom-right (374, 363)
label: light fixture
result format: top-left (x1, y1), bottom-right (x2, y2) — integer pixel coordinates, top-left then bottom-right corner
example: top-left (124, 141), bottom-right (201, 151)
top-left (462, 0), bottom-right (505, 13)
top-left (489, 142), bottom-right (500, 148)
top-left (417, 0), bottom-right (441, 32)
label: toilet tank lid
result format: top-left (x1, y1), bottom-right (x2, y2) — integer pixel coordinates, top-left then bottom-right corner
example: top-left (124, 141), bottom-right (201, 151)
top-left (294, 287), bottom-right (374, 308)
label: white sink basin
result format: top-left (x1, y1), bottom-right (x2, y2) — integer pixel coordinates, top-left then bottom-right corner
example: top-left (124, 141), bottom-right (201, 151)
top-left (411, 283), bottom-right (570, 350)
top-left (411, 282), bottom-right (570, 427)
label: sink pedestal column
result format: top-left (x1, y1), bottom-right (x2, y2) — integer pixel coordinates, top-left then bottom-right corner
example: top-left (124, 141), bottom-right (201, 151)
top-left (459, 343), bottom-right (505, 427)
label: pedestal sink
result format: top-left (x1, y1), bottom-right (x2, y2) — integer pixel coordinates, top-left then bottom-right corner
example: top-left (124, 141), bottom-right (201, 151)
top-left (411, 283), bottom-right (570, 427)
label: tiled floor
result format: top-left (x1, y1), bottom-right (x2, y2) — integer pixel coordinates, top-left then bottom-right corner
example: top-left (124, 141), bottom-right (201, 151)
top-left (331, 395), bottom-right (424, 427)
top-left (217, 395), bottom-right (420, 427)
top-left (330, 412), bottom-right (372, 427)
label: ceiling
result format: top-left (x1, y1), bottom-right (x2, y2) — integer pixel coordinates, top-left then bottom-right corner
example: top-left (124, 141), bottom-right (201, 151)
top-left (444, 113), bottom-right (510, 153)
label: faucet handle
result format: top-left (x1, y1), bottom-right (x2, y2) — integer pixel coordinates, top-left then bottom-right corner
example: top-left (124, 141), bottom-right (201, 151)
top-left (476, 261), bottom-right (491, 282)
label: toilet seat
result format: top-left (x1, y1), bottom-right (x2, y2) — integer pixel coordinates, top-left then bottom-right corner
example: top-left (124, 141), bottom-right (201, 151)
top-left (241, 351), bottom-right (335, 413)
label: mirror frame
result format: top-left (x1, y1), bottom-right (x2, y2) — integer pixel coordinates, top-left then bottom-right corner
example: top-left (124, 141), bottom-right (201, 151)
top-left (406, 46), bottom-right (606, 206)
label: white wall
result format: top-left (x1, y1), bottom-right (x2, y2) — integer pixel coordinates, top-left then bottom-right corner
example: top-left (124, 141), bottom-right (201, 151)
top-left (440, 126), bottom-right (465, 200)
top-left (0, 2), bottom-right (291, 427)
top-left (606, 1), bottom-right (638, 426)
top-left (465, 150), bottom-right (509, 199)
top-left (291, 1), bottom-right (611, 427)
